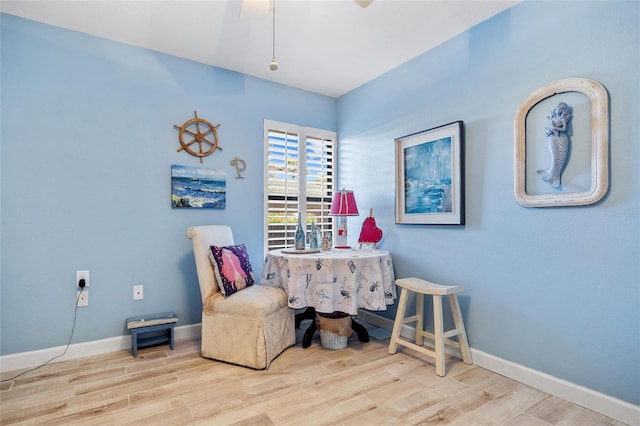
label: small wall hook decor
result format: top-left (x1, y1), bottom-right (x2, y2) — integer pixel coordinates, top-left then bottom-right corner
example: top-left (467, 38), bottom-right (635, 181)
top-left (230, 157), bottom-right (246, 179)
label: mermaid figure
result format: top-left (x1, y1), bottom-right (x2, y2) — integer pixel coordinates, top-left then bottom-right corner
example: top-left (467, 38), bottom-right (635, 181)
top-left (537, 102), bottom-right (571, 189)
top-left (220, 248), bottom-right (248, 291)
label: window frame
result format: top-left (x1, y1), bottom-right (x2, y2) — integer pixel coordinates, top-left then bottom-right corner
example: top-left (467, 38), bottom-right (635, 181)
top-left (263, 119), bottom-right (337, 255)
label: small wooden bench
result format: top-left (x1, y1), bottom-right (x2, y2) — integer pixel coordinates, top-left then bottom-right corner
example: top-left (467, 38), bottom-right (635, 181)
top-left (389, 278), bottom-right (472, 376)
top-left (126, 312), bottom-right (178, 357)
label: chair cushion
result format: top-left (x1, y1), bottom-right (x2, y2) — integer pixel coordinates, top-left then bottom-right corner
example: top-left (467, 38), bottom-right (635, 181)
top-left (209, 244), bottom-right (255, 296)
top-left (204, 285), bottom-right (289, 317)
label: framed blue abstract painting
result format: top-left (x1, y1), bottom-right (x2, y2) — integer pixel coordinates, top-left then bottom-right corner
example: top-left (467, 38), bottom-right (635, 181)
top-left (395, 121), bottom-right (465, 225)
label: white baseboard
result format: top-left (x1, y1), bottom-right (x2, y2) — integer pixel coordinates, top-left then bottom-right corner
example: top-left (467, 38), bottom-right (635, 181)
top-left (357, 310), bottom-right (640, 426)
top-left (0, 323), bottom-right (201, 373)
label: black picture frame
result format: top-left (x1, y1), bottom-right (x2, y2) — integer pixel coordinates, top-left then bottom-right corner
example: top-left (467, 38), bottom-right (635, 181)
top-left (395, 121), bottom-right (465, 225)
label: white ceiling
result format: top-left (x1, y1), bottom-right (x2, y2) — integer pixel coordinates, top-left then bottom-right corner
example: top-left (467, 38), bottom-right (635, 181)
top-left (1, 0), bottom-right (520, 98)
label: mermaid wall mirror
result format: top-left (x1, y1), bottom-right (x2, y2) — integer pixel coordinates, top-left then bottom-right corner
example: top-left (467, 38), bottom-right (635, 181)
top-left (513, 78), bottom-right (609, 207)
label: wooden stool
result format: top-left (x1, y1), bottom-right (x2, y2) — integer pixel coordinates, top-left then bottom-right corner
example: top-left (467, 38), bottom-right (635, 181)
top-left (389, 278), bottom-right (472, 376)
top-left (126, 312), bottom-right (178, 357)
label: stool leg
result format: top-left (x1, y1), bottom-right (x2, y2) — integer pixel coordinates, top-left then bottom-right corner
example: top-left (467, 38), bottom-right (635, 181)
top-left (433, 295), bottom-right (445, 377)
top-left (415, 292), bottom-right (424, 346)
top-left (389, 287), bottom-right (409, 354)
top-left (169, 327), bottom-right (175, 350)
top-left (132, 331), bottom-right (138, 358)
top-left (449, 294), bottom-right (472, 365)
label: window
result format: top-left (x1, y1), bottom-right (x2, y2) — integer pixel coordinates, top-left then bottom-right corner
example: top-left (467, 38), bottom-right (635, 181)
top-left (264, 120), bottom-right (336, 253)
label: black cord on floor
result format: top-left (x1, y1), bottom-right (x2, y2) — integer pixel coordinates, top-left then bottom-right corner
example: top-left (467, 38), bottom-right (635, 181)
top-left (1, 288), bottom-right (83, 383)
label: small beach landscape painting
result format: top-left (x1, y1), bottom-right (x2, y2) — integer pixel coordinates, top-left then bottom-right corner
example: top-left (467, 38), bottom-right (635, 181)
top-left (395, 121), bottom-right (465, 225)
top-left (171, 164), bottom-right (226, 209)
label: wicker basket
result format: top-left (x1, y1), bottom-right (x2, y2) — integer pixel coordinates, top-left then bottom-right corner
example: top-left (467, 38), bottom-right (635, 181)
top-left (319, 330), bottom-right (348, 350)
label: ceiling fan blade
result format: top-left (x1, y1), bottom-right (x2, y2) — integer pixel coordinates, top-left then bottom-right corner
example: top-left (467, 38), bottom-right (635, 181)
top-left (354, 0), bottom-right (373, 8)
top-left (240, 0), bottom-right (272, 18)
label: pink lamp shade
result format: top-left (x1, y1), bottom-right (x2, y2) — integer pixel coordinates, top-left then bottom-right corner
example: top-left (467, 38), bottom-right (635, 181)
top-left (330, 189), bottom-right (359, 216)
top-left (330, 189), bottom-right (359, 249)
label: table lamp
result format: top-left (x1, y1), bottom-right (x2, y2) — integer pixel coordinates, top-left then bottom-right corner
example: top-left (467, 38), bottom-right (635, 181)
top-left (330, 189), bottom-right (359, 248)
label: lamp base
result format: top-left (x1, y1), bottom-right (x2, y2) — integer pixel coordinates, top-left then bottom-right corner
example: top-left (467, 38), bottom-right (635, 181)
top-left (336, 217), bottom-right (350, 248)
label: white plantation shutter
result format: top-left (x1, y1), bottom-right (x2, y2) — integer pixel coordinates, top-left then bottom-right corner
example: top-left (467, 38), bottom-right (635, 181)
top-left (305, 135), bottom-right (335, 237)
top-left (264, 120), bottom-right (336, 253)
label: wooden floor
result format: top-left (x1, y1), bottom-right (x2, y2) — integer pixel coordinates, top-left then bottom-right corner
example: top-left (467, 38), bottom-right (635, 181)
top-left (0, 322), bottom-right (626, 425)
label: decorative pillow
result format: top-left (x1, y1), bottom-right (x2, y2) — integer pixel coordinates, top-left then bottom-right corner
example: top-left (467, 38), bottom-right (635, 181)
top-left (209, 244), bottom-right (255, 296)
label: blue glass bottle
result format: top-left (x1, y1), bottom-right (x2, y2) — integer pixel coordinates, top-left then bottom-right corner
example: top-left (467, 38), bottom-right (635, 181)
top-left (295, 212), bottom-right (306, 250)
top-left (308, 219), bottom-right (319, 249)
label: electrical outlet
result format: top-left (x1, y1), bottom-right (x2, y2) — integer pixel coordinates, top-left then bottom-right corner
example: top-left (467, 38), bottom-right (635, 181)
top-left (76, 270), bottom-right (90, 288)
top-left (77, 290), bottom-right (89, 307)
top-left (133, 285), bottom-right (144, 300)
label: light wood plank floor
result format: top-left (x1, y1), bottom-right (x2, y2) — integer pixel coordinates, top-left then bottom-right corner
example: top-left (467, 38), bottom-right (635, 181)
top-left (0, 322), bottom-right (626, 425)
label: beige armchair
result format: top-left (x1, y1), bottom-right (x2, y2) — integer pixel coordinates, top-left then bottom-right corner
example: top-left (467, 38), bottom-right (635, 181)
top-left (186, 225), bottom-right (295, 369)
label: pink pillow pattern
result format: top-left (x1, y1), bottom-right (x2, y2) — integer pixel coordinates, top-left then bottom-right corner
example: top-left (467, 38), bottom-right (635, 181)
top-left (209, 244), bottom-right (255, 296)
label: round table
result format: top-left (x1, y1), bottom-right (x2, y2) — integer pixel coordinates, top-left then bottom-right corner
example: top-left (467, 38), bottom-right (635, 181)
top-left (261, 248), bottom-right (396, 314)
top-left (260, 248), bottom-right (397, 348)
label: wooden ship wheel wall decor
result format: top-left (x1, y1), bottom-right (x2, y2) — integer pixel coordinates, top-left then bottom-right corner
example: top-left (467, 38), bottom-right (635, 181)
top-left (174, 111), bottom-right (222, 163)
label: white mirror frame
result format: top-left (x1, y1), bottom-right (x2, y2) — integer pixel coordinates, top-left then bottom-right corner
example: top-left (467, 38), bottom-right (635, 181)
top-left (513, 78), bottom-right (609, 207)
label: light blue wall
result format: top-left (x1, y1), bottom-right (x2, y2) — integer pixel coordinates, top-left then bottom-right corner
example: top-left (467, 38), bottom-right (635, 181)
top-left (337, 1), bottom-right (639, 406)
top-left (0, 14), bottom-right (336, 353)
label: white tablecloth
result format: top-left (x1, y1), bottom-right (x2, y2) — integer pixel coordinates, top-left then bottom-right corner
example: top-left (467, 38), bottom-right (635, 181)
top-left (260, 249), bottom-right (396, 315)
